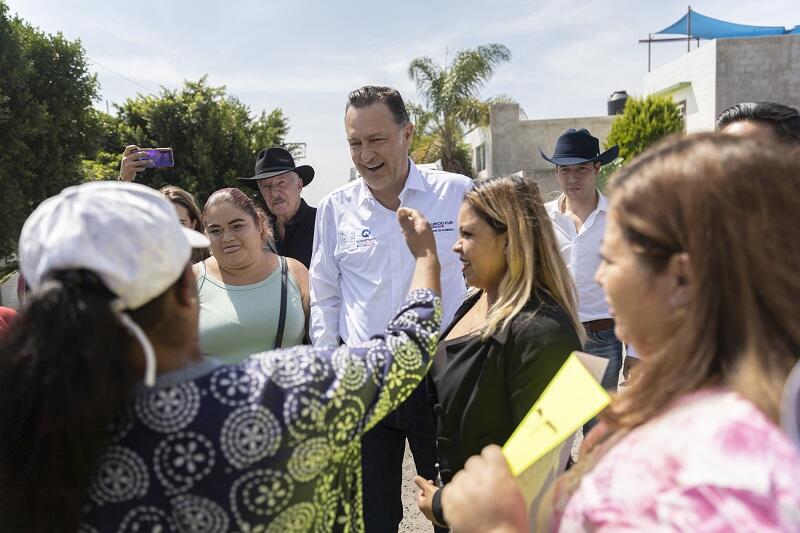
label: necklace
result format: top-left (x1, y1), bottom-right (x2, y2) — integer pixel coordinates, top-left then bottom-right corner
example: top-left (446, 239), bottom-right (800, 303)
top-left (447, 293), bottom-right (490, 340)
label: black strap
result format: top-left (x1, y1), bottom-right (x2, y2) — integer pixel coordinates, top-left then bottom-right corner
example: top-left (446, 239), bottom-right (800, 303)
top-left (273, 256), bottom-right (288, 350)
top-left (431, 487), bottom-right (449, 528)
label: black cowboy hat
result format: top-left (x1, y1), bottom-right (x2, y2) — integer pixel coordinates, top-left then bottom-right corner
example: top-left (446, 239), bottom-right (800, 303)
top-left (238, 146), bottom-right (314, 190)
top-left (538, 128), bottom-right (619, 166)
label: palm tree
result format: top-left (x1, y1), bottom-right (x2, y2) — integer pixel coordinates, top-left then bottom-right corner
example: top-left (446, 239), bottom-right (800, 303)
top-left (408, 43), bottom-right (513, 176)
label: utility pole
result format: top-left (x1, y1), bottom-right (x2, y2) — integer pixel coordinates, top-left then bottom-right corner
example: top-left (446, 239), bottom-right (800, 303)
top-left (285, 142), bottom-right (307, 159)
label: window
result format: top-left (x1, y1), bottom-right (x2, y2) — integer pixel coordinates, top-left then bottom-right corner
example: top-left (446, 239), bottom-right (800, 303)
top-left (676, 100), bottom-right (687, 132)
top-left (475, 143), bottom-right (486, 173)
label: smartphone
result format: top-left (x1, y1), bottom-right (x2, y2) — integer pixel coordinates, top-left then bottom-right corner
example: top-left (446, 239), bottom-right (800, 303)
top-left (139, 148), bottom-right (174, 168)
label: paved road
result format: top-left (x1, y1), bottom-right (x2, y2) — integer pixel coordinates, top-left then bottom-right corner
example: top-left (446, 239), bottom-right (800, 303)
top-left (398, 432), bottom-right (587, 532)
top-left (399, 443), bottom-right (433, 532)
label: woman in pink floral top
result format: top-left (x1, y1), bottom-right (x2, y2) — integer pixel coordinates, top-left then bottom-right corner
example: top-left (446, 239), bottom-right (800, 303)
top-left (432, 133), bottom-right (800, 533)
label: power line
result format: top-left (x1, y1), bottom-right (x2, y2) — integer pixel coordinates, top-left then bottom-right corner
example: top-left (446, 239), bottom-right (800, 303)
top-left (88, 58), bottom-right (159, 96)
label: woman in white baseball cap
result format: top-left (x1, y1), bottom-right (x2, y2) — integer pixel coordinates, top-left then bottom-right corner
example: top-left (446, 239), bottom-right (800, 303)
top-left (0, 181), bottom-right (443, 533)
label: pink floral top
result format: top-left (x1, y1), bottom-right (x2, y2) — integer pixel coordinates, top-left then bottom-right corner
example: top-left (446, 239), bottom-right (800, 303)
top-left (557, 390), bottom-right (800, 532)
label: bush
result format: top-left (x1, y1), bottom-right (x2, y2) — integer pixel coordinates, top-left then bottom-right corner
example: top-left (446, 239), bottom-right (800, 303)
top-left (604, 94), bottom-right (684, 162)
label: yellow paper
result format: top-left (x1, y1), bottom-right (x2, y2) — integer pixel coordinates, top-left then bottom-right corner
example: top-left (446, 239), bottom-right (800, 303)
top-left (502, 352), bottom-right (611, 476)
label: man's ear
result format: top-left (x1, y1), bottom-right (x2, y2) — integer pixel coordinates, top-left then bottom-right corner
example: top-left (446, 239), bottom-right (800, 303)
top-left (666, 252), bottom-right (692, 308)
top-left (402, 121), bottom-right (414, 145)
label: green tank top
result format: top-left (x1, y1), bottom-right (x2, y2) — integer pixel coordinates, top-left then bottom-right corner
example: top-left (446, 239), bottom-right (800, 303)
top-left (196, 259), bottom-right (306, 364)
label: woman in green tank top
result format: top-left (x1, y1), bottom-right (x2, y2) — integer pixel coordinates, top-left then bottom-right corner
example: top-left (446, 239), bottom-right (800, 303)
top-left (194, 188), bottom-right (309, 363)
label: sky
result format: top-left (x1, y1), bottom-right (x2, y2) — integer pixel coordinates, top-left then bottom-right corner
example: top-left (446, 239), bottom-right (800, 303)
top-left (6, 0), bottom-right (800, 205)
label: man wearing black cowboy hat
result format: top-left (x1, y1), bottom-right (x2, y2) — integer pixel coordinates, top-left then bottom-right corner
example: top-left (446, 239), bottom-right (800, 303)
top-left (239, 146), bottom-right (317, 268)
top-left (540, 128), bottom-right (626, 393)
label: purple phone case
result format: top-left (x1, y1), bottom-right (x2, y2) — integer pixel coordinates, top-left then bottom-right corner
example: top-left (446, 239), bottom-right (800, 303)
top-left (141, 149), bottom-right (174, 168)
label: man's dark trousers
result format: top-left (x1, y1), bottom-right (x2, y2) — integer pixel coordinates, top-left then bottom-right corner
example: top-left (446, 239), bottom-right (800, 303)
top-left (361, 381), bottom-right (445, 532)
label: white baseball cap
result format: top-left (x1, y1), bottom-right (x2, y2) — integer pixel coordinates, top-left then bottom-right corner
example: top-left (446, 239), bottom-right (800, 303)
top-left (20, 181), bottom-right (209, 309)
top-left (19, 181), bottom-right (210, 386)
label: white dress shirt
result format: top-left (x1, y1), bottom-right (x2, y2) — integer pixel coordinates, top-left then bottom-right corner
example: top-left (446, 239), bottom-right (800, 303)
top-left (545, 190), bottom-right (612, 323)
top-left (309, 160), bottom-right (472, 346)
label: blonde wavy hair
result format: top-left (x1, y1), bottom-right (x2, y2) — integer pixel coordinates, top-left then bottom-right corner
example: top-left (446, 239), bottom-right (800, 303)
top-left (464, 176), bottom-right (583, 342)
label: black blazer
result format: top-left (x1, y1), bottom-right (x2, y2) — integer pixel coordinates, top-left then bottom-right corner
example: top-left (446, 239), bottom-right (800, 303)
top-left (429, 289), bottom-right (581, 484)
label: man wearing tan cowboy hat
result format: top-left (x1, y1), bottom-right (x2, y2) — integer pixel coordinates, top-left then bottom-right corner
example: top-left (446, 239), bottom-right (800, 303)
top-left (540, 128), bottom-right (624, 394)
top-left (239, 147), bottom-right (317, 267)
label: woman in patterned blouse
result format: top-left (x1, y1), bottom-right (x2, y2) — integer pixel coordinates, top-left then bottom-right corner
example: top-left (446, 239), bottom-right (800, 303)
top-left (429, 134), bottom-right (800, 532)
top-left (0, 180), bottom-right (443, 533)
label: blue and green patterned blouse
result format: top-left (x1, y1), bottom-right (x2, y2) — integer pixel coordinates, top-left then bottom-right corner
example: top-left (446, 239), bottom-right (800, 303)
top-left (80, 289), bottom-right (441, 533)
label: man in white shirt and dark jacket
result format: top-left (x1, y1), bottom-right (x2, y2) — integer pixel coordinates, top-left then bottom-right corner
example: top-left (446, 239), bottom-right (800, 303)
top-left (309, 86), bottom-right (471, 532)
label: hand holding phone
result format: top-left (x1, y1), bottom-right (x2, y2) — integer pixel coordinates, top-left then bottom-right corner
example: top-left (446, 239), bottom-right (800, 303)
top-left (119, 145), bottom-right (149, 181)
top-left (118, 146), bottom-right (174, 181)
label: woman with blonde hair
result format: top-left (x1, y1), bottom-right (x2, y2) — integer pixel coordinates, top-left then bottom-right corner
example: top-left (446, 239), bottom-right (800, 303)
top-left (431, 133), bottom-right (800, 532)
top-left (415, 175), bottom-right (583, 528)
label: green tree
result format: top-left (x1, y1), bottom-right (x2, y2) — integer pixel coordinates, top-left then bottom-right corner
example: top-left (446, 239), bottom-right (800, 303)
top-left (408, 44), bottom-right (513, 176)
top-left (251, 109), bottom-right (290, 155)
top-left (0, 1), bottom-right (99, 259)
top-left (604, 94), bottom-right (684, 162)
top-left (81, 109), bottom-right (126, 182)
top-left (91, 77), bottom-right (291, 203)
top-left (596, 157), bottom-right (623, 193)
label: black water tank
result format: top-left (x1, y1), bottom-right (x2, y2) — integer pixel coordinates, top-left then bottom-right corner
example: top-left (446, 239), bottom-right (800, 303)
top-left (608, 91), bottom-right (628, 115)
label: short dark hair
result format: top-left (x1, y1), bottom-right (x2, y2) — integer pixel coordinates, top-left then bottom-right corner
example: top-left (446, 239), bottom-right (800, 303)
top-left (717, 101), bottom-right (800, 143)
top-left (346, 85), bottom-right (410, 126)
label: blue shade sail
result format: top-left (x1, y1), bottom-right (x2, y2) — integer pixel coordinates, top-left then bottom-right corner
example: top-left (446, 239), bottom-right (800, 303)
top-left (656, 10), bottom-right (794, 39)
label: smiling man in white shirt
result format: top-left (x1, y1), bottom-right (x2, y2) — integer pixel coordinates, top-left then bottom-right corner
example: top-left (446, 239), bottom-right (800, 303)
top-left (541, 128), bottom-right (623, 392)
top-left (310, 85), bottom-right (471, 532)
